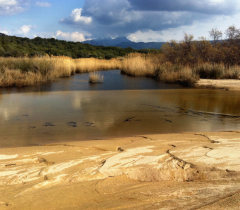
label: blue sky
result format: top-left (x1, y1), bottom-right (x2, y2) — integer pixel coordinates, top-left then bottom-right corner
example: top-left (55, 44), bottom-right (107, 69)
top-left (1, 0), bottom-right (240, 42)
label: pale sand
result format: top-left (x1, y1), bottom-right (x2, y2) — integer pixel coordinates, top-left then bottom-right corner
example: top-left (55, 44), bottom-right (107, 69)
top-left (1, 131), bottom-right (240, 209)
top-left (197, 79), bottom-right (240, 90)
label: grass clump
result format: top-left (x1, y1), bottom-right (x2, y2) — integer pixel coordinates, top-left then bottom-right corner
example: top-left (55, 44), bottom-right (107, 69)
top-left (121, 53), bottom-right (199, 87)
top-left (89, 72), bottom-right (104, 83)
top-left (156, 63), bottom-right (199, 87)
top-left (121, 53), bottom-right (157, 77)
top-left (194, 63), bottom-right (240, 79)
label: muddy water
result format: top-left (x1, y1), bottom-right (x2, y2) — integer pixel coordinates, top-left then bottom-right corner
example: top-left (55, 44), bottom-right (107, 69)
top-left (1, 70), bottom-right (240, 147)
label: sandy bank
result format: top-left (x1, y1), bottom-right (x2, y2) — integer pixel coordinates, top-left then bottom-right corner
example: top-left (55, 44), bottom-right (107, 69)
top-left (197, 79), bottom-right (240, 91)
top-left (1, 131), bottom-right (240, 209)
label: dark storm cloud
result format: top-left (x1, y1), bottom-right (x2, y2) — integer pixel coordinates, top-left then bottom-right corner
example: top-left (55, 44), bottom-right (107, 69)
top-left (60, 0), bottom-right (239, 38)
top-left (128, 0), bottom-right (238, 15)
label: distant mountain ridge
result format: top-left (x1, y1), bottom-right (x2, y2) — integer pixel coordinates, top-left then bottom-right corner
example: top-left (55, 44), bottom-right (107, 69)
top-left (83, 37), bottom-right (165, 50)
top-left (0, 33), bottom-right (7, 37)
top-left (83, 37), bottom-right (131, 47)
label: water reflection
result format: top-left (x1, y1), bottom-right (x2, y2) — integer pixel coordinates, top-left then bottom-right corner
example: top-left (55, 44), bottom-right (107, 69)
top-left (0, 88), bottom-right (240, 147)
top-left (0, 70), bottom-right (183, 94)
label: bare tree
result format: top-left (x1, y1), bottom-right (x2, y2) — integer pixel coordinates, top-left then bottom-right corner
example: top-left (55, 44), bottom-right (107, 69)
top-left (183, 32), bottom-right (194, 46)
top-left (225, 26), bottom-right (240, 42)
top-left (209, 28), bottom-right (222, 44)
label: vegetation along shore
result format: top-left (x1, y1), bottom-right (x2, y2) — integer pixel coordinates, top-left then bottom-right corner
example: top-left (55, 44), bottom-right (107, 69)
top-left (0, 26), bottom-right (240, 88)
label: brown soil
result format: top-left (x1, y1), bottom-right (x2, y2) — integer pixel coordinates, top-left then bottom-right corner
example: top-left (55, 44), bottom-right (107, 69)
top-left (1, 131), bottom-right (240, 209)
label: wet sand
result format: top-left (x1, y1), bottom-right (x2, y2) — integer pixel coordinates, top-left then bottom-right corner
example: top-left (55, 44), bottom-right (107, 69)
top-left (1, 89), bottom-right (240, 148)
top-left (1, 131), bottom-right (240, 209)
top-left (197, 79), bottom-right (240, 91)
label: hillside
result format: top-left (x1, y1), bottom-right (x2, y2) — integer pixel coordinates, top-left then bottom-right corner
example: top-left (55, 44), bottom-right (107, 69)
top-left (0, 35), bottom-right (140, 59)
top-left (83, 36), bottom-right (165, 50)
top-left (83, 36), bottom-right (132, 47)
top-left (0, 33), bottom-right (7, 37)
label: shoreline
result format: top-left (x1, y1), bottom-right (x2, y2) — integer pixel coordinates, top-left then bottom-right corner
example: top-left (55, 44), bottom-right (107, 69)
top-left (197, 79), bottom-right (240, 91)
top-left (1, 130), bottom-right (240, 209)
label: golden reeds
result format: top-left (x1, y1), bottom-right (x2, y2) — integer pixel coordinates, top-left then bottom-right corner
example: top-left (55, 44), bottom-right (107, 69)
top-left (1, 53), bottom-right (239, 88)
top-left (194, 63), bottom-right (240, 79)
top-left (120, 53), bottom-right (158, 77)
top-left (120, 53), bottom-right (199, 86)
top-left (0, 56), bottom-right (121, 87)
top-left (89, 72), bottom-right (104, 83)
top-left (75, 58), bottom-right (121, 73)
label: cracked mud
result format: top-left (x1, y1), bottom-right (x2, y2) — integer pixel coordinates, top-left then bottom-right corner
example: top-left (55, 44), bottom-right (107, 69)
top-left (1, 131), bottom-right (240, 209)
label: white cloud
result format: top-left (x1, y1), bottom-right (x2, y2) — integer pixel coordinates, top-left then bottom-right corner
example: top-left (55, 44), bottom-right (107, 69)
top-left (128, 30), bottom-right (165, 42)
top-left (0, 0), bottom-right (30, 15)
top-left (36, 2), bottom-right (51, 7)
top-left (17, 25), bottom-right (32, 35)
top-left (0, 25), bottom-right (33, 36)
top-left (60, 8), bottom-right (92, 25)
top-left (0, 0), bottom-right (17, 6)
top-left (0, 30), bottom-right (10, 35)
top-left (54, 30), bottom-right (86, 42)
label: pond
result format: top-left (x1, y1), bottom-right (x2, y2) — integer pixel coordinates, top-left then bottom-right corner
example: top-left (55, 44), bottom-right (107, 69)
top-left (1, 70), bottom-right (240, 147)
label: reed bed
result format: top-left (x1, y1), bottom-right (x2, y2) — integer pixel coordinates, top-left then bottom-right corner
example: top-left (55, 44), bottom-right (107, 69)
top-left (193, 63), bottom-right (240, 79)
top-left (121, 53), bottom-right (158, 77)
top-left (0, 56), bottom-right (121, 87)
top-left (156, 64), bottom-right (199, 87)
top-left (0, 56), bottom-right (55, 87)
top-left (120, 53), bottom-right (240, 86)
top-left (89, 72), bottom-right (104, 83)
top-left (0, 53), bottom-right (239, 88)
top-left (75, 58), bottom-right (121, 73)
top-left (120, 53), bottom-right (199, 87)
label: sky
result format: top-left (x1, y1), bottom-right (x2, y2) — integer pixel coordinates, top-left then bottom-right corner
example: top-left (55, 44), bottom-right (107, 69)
top-left (0, 0), bottom-right (240, 42)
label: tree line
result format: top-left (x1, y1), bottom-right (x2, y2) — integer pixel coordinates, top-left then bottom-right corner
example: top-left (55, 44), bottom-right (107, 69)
top-left (0, 35), bottom-right (160, 59)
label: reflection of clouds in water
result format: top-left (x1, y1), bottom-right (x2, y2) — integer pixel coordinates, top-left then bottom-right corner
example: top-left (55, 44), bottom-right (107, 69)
top-left (0, 109), bottom-right (16, 121)
top-left (71, 93), bottom-right (82, 110)
top-left (70, 92), bottom-right (91, 110)
top-left (70, 91), bottom-right (117, 130)
top-left (90, 115), bottom-right (116, 131)
top-left (0, 95), bottom-right (20, 121)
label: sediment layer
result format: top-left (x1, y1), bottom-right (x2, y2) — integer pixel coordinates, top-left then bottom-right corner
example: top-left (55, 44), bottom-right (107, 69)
top-left (1, 131), bottom-right (240, 209)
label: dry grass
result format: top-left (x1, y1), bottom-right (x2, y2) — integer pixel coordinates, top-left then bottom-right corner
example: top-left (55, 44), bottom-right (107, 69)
top-left (89, 72), bottom-right (104, 83)
top-left (194, 63), bottom-right (240, 79)
top-left (121, 53), bottom-right (199, 86)
top-left (0, 56), bottom-right (121, 87)
top-left (0, 56), bottom-right (55, 87)
top-left (121, 53), bottom-right (160, 77)
top-left (0, 68), bottom-right (45, 87)
top-left (75, 58), bottom-right (121, 73)
top-left (121, 53), bottom-right (240, 86)
top-left (1, 53), bottom-right (239, 88)
top-left (157, 65), bottom-right (199, 87)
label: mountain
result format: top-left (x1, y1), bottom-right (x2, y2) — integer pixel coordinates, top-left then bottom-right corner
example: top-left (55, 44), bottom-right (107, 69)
top-left (83, 36), bottom-right (131, 47)
top-left (115, 41), bottom-right (165, 50)
top-left (83, 36), bottom-right (165, 50)
top-left (0, 33), bottom-right (7, 37)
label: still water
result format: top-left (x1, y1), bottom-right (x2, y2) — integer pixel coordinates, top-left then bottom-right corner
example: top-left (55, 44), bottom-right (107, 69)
top-left (1, 70), bottom-right (240, 147)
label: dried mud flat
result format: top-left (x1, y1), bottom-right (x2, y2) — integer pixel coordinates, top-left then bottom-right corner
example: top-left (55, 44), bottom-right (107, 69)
top-left (1, 131), bottom-right (240, 210)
